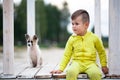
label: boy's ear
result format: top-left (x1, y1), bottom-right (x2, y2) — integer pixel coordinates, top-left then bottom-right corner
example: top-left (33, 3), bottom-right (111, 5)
top-left (33, 35), bottom-right (38, 40)
top-left (85, 22), bottom-right (89, 29)
top-left (25, 34), bottom-right (29, 40)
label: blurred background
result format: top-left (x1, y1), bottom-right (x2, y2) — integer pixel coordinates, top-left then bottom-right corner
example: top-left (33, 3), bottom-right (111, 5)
top-left (0, 0), bottom-right (108, 49)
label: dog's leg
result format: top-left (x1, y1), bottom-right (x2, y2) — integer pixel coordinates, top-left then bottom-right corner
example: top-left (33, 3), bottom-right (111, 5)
top-left (28, 56), bottom-right (33, 67)
top-left (36, 55), bottom-right (40, 67)
top-left (30, 59), bottom-right (34, 67)
top-left (27, 49), bottom-right (33, 67)
top-left (36, 54), bottom-right (42, 67)
top-left (40, 57), bottom-right (42, 65)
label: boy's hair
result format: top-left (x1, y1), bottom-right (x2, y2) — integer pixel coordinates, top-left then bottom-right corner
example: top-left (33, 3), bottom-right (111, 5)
top-left (71, 9), bottom-right (90, 24)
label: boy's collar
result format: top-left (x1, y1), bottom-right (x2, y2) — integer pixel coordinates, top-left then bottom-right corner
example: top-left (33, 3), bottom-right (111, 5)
top-left (72, 31), bottom-right (89, 37)
top-left (72, 33), bottom-right (77, 36)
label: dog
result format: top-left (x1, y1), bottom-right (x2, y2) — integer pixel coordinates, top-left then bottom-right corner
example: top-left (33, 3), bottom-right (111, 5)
top-left (25, 34), bottom-right (42, 67)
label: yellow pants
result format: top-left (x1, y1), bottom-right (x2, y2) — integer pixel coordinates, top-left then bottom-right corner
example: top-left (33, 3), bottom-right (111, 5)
top-left (66, 61), bottom-right (102, 80)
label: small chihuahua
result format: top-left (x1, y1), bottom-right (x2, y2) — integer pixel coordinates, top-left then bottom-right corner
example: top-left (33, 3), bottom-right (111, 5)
top-left (25, 34), bottom-right (42, 67)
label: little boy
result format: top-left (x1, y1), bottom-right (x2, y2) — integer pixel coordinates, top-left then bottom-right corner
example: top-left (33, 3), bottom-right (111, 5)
top-left (51, 9), bottom-right (109, 80)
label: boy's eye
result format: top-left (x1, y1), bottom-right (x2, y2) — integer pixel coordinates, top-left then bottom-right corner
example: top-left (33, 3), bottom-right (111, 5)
top-left (75, 23), bottom-right (79, 25)
top-left (72, 22), bottom-right (79, 26)
top-left (31, 41), bottom-right (33, 43)
top-left (72, 23), bottom-right (74, 25)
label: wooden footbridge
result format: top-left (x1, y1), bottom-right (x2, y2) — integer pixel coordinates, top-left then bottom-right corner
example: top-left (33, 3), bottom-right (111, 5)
top-left (1, 0), bottom-right (120, 79)
top-left (0, 63), bottom-right (120, 79)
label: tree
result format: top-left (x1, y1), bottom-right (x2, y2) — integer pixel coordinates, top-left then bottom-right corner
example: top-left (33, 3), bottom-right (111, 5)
top-left (45, 4), bottom-right (61, 43)
top-left (60, 2), bottom-right (70, 29)
top-left (14, 0), bottom-right (27, 45)
top-left (35, 0), bottom-right (47, 43)
top-left (59, 1), bottom-right (70, 43)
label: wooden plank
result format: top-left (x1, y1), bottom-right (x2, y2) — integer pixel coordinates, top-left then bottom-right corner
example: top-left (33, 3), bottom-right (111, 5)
top-left (53, 72), bottom-right (88, 79)
top-left (53, 64), bottom-right (88, 79)
top-left (35, 64), bottom-right (58, 79)
top-left (17, 67), bottom-right (41, 78)
top-left (78, 74), bottom-right (88, 79)
top-left (52, 63), bottom-right (66, 78)
top-left (14, 63), bottom-right (28, 76)
top-left (52, 63), bottom-right (88, 79)
top-left (53, 72), bottom-right (66, 78)
top-left (0, 73), bottom-right (16, 79)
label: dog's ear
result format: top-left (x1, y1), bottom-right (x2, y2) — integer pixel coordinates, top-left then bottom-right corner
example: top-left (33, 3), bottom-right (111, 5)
top-left (25, 34), bottom-right (29, 40)
top-left (33, 35), bottom-right (37, 40)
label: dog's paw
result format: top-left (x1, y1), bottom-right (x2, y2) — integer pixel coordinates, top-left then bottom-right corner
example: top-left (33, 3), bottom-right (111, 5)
top-left (36, 65), bottom-right (42, 68)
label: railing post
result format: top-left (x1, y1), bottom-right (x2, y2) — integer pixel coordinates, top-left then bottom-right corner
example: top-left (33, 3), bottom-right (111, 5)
top-left (109, 0), bottom-right (120, 75)
top-left (27, 0), bottom-right (35, 36)
top-left (3, 0), bottom-right (14, 74)
top-left (95, 0), bottom-right (101, 38)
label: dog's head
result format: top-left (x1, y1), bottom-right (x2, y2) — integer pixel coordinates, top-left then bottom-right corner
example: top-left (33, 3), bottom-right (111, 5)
top-left (25, 34), bottom-right (38, 47)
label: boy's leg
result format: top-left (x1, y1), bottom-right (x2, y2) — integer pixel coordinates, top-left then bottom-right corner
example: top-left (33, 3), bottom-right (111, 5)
top-left (85, 63), bottom-right (102, 80)
top-left (66, 61), bottom-right (83, 80)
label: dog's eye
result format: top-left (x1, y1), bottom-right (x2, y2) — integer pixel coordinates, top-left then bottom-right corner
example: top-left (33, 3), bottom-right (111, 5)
top-left (28, 40), bottom-right (30, 43)
top-left (31, 41), bottom-right (33, 43)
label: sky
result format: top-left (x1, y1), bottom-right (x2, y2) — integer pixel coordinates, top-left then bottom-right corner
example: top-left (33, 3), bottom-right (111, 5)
top-left (2, 0), bottom-right (109, 37)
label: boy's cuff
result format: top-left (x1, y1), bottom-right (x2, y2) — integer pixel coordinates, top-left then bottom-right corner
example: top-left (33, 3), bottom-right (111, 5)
top-left (101, 63), bottom-right (107, 67)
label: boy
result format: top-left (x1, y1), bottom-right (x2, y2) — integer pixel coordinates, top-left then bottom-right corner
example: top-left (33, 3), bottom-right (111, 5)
top-left (51, 9), bottom-right (109, 80)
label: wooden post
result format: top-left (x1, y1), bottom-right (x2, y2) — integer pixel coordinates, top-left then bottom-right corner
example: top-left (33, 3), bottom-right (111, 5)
top-left (109, 0), bottom-right (120, 75)
top-left (27, 0), bottom-right (35, 36)
top-left (3, 0), bottom-right (14, 74)
top-left (94, 0), bottom-right (101, 68)
top-left (95, 0), bottom-right (101, 38)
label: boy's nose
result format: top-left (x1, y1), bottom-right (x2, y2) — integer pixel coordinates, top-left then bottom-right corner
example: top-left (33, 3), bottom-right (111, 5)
top-left (72, 25), bottom-right (76, 28)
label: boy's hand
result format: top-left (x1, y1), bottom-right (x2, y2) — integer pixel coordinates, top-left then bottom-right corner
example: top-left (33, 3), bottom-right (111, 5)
top-left (50, 70), bottom-right (63, 74)
top-left (102, 66), bottom-right (109, 74)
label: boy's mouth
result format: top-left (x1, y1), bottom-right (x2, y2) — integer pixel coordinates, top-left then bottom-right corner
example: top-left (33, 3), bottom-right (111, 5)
top-left (73, 29), bottom-right (77, 32)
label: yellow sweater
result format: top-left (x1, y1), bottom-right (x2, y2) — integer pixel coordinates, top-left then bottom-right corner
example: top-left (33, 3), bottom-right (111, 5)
top-left (59, 31), bottom-right (107, 71)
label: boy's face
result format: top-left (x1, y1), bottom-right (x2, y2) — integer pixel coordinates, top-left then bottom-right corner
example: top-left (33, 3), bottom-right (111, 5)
top-left (72, 15), bottom-right (89, 36)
